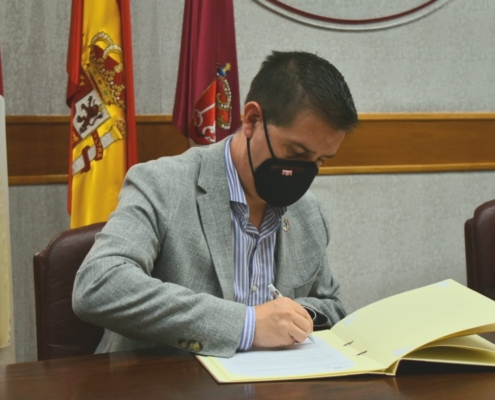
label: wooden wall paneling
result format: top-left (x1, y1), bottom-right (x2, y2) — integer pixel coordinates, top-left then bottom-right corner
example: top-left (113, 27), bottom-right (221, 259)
top-left (6, 116), bottom-right (70, 184)
top-left (136, 115), bottom-right (189, 163)
top-left (6, 114), bottom-right (495, 185)
top-left (319, 115), bottom-right (495, 174)
top-left (6, 115), bottom-right (190, 185)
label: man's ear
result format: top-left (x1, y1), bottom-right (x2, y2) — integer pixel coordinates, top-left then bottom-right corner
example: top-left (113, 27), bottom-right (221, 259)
top-left (241, 102), bottom-right (262, 139)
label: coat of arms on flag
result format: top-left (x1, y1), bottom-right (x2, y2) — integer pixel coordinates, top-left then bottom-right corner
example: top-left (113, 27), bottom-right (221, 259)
top-left (67, 0), bottom-right (137, 228)
top-left (189, 64), bottom-right (234, 145)
top-left (173, 0), bottom-right (241, 147)
top-left (71, 32), bottom-right (128, 175)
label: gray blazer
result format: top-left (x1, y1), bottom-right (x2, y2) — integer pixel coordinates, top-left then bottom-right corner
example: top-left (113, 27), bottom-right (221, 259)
top-left (72, 139), bottom-right (346, 358)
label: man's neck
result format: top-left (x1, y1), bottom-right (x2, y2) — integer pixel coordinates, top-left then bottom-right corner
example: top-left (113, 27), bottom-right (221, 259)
top-left (245, 195), bottom-right (267, 231)
top-left (230, 133), bottom-right (267, 230)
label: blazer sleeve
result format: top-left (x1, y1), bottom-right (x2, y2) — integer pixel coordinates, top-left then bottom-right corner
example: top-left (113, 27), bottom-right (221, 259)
top-left (72, 163), bottom-right (246, 358)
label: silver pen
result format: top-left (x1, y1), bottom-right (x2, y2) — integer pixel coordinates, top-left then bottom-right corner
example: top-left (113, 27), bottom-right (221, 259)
top-left (267, 284), bottom-right (314, 343)
top-left (268, 283), bottom-right (283, 299)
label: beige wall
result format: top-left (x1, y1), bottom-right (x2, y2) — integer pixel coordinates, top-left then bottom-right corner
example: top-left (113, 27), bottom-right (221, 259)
top-left (1, 0), bottom-right (494, 362)
top-left (2, 0), bottom-right (494, 115)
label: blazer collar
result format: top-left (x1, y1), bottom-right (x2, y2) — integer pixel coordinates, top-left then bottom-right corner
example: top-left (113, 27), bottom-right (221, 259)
top-left (197, 139), bottom-right (235, 300)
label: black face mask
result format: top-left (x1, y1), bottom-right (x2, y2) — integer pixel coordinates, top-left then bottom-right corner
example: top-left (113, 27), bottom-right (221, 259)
top-left (247, 112), bottom-right (319, 207)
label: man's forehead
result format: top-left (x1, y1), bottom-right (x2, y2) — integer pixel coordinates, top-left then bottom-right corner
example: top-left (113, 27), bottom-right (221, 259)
top-left (286, 140), bottom-right (336, 158)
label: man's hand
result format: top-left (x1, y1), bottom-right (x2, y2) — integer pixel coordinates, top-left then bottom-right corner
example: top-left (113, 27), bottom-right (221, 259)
top-left (252, 298), bottom-right (314, 347)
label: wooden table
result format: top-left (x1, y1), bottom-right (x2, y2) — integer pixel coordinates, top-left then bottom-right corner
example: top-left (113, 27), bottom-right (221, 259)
top-left (2, 336), bottom-right (495, 400)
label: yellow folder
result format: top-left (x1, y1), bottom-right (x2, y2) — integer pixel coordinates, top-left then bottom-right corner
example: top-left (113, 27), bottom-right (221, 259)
top-left (197, 280), bottom-right (495, 383)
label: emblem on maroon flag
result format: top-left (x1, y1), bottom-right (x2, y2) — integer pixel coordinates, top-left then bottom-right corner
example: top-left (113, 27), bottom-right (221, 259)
top-left (188, 64), bottom-right (233, 145)
top-left (71, 32), bottom-right (127, 175)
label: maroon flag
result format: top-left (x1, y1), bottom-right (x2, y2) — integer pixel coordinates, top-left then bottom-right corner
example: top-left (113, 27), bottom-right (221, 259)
top-left (173, 0), bottom-right (241, 146)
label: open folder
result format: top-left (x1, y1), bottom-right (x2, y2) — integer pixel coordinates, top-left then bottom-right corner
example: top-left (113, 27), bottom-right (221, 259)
top-left (197, 279), bottom-right (495, 383)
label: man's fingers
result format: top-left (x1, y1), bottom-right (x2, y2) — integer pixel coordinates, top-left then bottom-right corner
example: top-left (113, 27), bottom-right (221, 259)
top-left (291, 312), bottom-right (312, 336)
top-left (292, 302), bottom-right (314, 330)
top-left (253, 298), bottom-right (315, 348)
top-left (288, 323), bottom-right (310, 343)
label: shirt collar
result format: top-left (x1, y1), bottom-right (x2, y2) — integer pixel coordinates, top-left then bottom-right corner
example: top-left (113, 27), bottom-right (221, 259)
top-left (225, 136), bottom-right (247, 205)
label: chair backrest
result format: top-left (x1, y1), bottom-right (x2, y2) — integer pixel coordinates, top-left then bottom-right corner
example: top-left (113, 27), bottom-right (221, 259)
top-left (465, 199), bottom-right (495, 300)
top-left (33, 222), bottom-right (106, 360)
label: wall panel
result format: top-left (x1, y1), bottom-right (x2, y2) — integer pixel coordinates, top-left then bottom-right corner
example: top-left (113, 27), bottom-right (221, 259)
top-left (7, 114), bottom-right (495, 185)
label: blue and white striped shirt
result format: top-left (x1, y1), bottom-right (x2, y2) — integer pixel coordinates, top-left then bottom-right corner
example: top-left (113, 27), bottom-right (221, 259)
top-left (224, 137), bottom-right (287, 350)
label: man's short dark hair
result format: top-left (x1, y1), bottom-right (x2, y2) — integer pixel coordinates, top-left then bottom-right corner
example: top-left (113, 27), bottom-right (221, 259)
top-left (245, 51), bottom-right (358, 132)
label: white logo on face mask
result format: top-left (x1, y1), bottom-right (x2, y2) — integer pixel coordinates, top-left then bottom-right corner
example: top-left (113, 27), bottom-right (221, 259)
top-left (282, 169), bottom-right (293, 176)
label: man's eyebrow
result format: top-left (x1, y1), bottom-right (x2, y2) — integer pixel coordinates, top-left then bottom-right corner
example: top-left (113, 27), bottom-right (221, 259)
top-left (291, 142), bottom-right (335, 158)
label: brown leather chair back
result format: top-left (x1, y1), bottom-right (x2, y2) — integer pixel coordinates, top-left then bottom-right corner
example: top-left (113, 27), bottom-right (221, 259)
top-left (465, 199), bottom-right (495, 300)
top-left (33, 222), bottom-right (105, 360)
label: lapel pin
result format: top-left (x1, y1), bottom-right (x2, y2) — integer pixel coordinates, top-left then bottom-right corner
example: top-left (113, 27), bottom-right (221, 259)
top-left (283, 218), bottom-right (290, 232)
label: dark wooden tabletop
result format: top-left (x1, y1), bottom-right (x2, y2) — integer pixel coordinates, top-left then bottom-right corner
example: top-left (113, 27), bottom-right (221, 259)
top-left (2, 334), bottom-right (495, 400)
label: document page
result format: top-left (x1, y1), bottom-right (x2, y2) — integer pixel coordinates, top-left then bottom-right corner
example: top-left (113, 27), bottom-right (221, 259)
top-left (197, 280), bottom-right (495, 383)
top-left (331, 279), bottom-right (495, 368)
top-left (403, 334), bottom-right (495, 366)
top-left (211, 337), bottom-right (354, 380)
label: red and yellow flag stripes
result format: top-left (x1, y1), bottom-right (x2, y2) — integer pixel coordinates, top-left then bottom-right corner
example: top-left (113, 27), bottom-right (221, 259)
top-left (67, 0), bottom-right (137, 228)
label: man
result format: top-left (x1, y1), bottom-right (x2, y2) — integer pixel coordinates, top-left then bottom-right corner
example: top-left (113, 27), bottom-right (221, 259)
top-left (73, 51), bottom-right (358, 358)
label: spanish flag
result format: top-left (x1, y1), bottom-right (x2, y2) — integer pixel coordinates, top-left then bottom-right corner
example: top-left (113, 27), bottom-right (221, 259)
top-left (67, 0), bottom-right (137, 228)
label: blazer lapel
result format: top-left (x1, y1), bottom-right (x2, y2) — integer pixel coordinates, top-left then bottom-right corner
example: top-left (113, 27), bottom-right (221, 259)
top-left (274, 220), bottom-right (298, 298)
top-left (196, 140), bottom-right (235, 301)
top-left (275, 210), bottom-right (321, 299)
